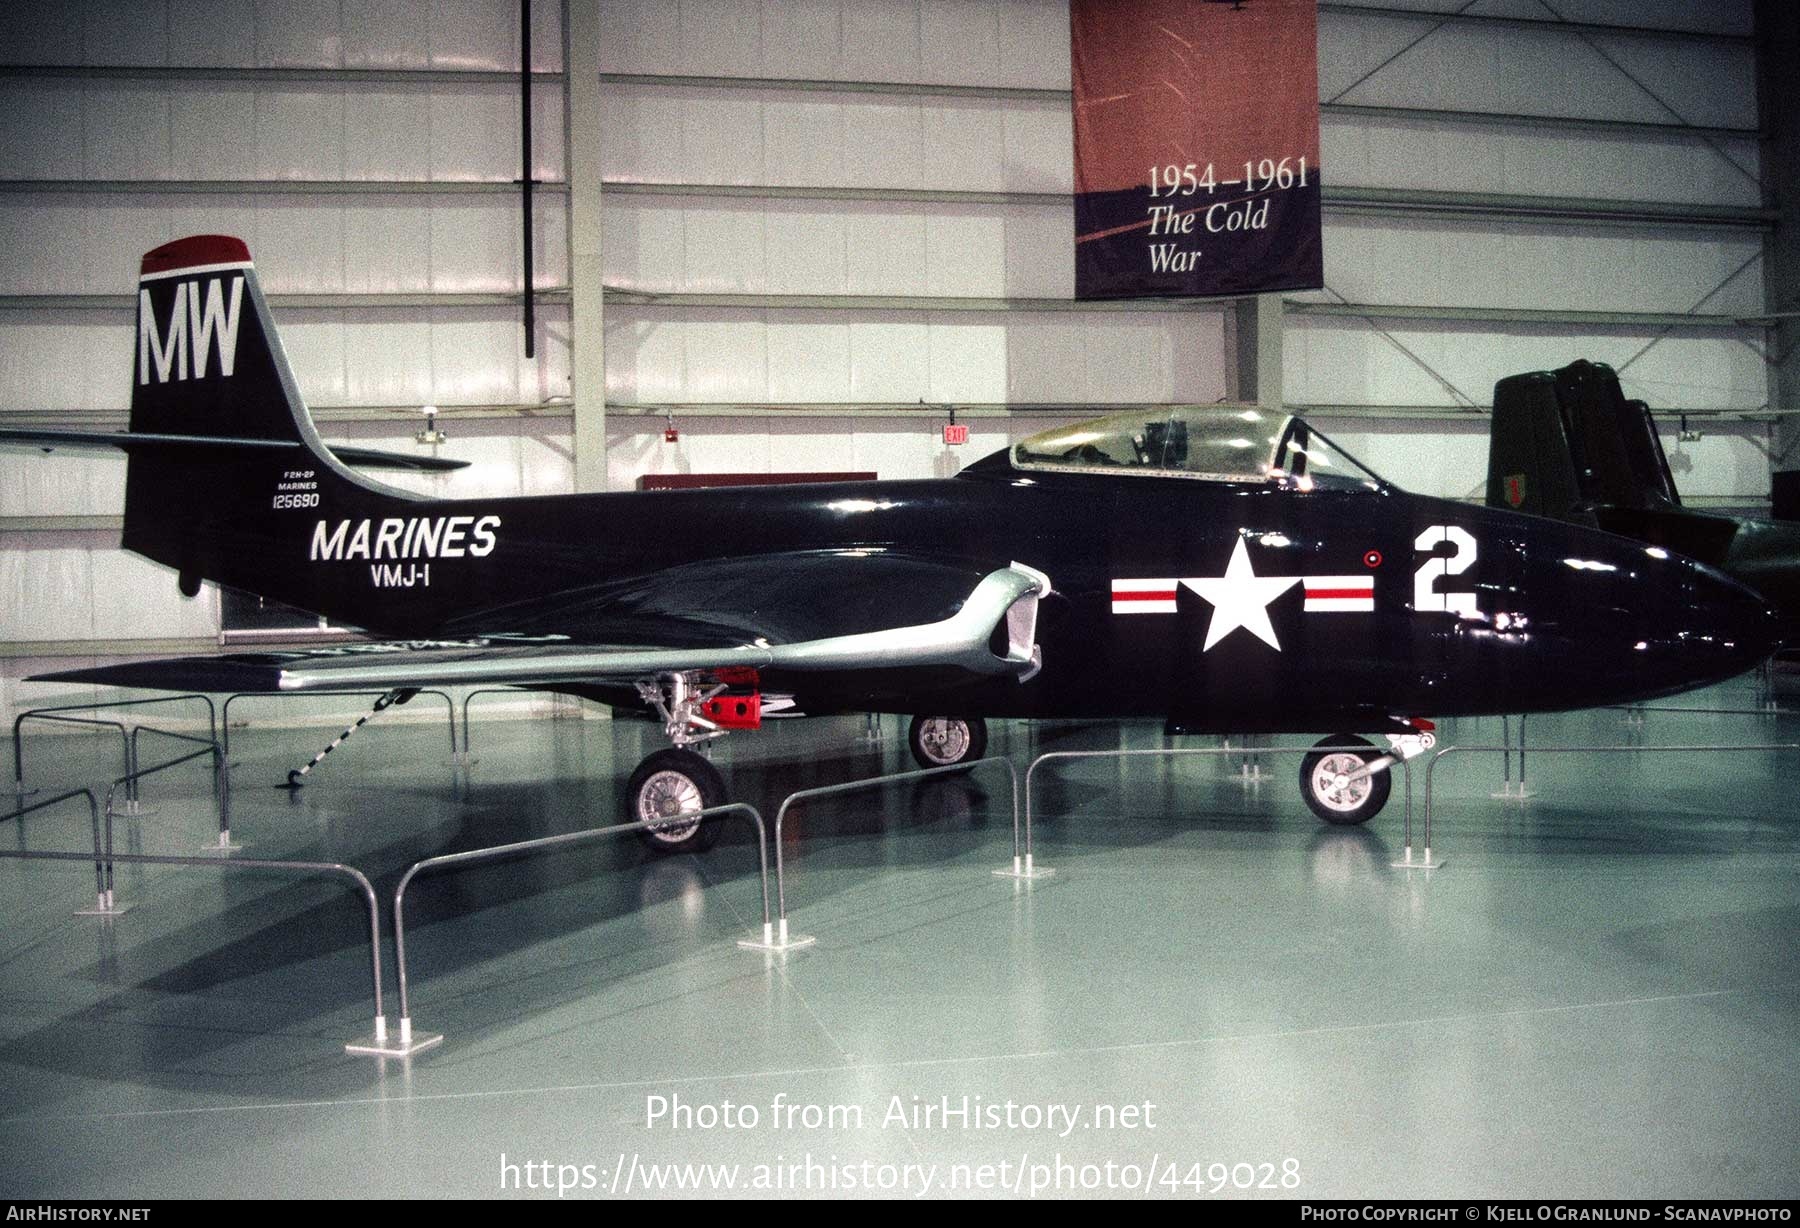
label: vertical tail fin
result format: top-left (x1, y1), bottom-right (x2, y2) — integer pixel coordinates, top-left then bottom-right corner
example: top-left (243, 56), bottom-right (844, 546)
top-left (121, 235), bottom-right (414, 619)
top-left (130, 236), bottom-right (269, 439)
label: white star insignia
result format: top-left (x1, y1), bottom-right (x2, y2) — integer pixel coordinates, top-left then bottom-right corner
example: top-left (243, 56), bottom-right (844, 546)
top-left (1184, 536), bottom-right (1300, 652)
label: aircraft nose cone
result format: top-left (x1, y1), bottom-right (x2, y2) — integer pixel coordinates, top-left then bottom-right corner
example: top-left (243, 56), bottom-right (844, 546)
top-left (1629, 552), bottom-right (1780, 694)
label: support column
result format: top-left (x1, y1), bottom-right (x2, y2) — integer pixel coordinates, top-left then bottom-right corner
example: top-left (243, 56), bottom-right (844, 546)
top-left (1755, 1), bottom-right (1800, 476)
top-left (1233, 293), bottom-right (1284, 412)
top-left (567, 0), bottom-right (607, 492)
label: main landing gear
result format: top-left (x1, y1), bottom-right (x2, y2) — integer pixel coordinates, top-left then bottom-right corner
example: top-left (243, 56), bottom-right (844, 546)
top-left (1297, 725), bottom-right (1436, 825)
top-left (627, 748), bottom-right (726, 853)
top-left (626, 669), bottom-right (759, 854)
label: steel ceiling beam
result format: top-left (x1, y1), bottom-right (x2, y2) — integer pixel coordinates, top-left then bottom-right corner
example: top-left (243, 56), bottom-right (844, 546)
top-left (0, 65), bottom-right (564, 85)
top-left (1321, 102), bottom-right (1757, 142)
top-left (1286, 300), bottom-right (1768, 330)
top-left (604, 179), bottom-right (1770, 230)
top-left (0, 290), bottom-right (571, 310)
top-left (0, 178), bottom-right (569, 195)
top-left (602, 289), bottom-right (1228, 313)
top-left (1315, 4), bottom-right (1751, 46)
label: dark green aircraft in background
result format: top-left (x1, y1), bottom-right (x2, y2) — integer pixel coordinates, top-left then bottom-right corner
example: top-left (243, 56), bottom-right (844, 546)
top-left (1488, 359), bottom-right (1800, 642)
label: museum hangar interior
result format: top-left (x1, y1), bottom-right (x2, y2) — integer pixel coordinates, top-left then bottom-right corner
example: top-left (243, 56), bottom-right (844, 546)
top-left (1, 0), bottom-right (1797, 1201)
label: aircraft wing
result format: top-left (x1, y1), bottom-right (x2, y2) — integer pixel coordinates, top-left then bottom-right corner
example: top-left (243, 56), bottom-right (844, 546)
top-left (32, 554), bottom-right (1051, 693)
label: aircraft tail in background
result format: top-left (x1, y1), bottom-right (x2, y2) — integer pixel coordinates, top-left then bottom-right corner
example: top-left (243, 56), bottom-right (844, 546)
top-left (1487, 359), bottom-right (1681, 526)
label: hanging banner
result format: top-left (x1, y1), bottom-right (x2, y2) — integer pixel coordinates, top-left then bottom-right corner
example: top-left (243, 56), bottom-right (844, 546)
top-left (1071, 0), bottom-right (1323, 300)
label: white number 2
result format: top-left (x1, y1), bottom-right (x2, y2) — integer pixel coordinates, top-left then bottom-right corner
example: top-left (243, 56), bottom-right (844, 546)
top-left (1413, 525), bottom-right (1478, 615)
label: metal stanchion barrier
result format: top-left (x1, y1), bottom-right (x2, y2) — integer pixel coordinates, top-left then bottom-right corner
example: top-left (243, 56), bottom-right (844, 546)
top-left (1224, 733), bottom-right (1270, 784)
top-left (3, 779), bottom-right (384, 1044)
top-left (1024, 744), bottom-right (1417, 876)
top-left (2, 788), bottom-right (113, 914)
top-left (221, 688), bottom-right (457, 768)
top-left (1607, 704), bottom-right (1800, 719)
top-left (1417, 741), bottom-right (1800, 869)
top-left (15, 715), bottom-right (132, 804)
top-left (125, 725), bottom-right (233, 850)
top-left (0, 843), bottom-right (388, 1052)
top-left (387, 802), bottom-right (773, 1055)
top-left (458, 687), bottom-right (524, 763)
top-left (90, 743), bottom-right (229, 906)
top-left (457, 687), bottom-right (578, 763)
top-left (13, 695), bottom-right (217, 804)
top-left (1615, 702), bottom-right (1798, 729)
top-left (760, 757), bottom-right (1022, 952)
top-left (1491, 714), bottom-right (1534, 800)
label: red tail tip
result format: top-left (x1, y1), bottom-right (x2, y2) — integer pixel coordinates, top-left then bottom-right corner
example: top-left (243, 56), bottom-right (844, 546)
top-left (140, 235), bottom-right (251, 277)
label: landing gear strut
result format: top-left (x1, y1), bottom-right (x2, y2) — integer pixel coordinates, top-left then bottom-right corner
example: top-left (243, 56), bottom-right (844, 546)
top-left (626, 670), bottom-right (750, 854)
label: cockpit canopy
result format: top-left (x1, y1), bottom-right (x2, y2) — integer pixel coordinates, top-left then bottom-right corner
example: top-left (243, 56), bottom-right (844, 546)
top-left (1010, 406), bottom-right (1389, 492)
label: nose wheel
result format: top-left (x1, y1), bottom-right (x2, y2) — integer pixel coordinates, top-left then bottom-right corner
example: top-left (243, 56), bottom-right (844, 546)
top-left (1299, 734), bottom-right (1391, 825)
top-left (627, 748), bottom-right (726, 853)
top-left (907, 715), bottom-right (988, 770)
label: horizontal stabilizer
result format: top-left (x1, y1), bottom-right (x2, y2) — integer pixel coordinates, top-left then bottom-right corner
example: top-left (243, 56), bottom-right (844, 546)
top-left (0, 428), bottom-right (468, 472)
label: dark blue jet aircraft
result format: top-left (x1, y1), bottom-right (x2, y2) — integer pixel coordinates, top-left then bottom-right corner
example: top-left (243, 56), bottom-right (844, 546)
top-left (1, 237), bottom-right (1780, 848)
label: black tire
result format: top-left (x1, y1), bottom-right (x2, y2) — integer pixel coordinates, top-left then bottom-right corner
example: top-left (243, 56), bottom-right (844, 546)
top-left (626, 748), bottom-right (726, 854)
top-left (907, 715), bottom-right (988, 771)
top-left (1298, 734), bottom-right (1391, 826)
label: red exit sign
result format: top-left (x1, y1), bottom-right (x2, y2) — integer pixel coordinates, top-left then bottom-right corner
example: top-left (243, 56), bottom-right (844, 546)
top-left (942, 423), bottom-right (970, 445)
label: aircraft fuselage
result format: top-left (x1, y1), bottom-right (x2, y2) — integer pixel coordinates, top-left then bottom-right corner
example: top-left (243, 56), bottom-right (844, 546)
top-left (176, 449), bottom-right (1777, 735)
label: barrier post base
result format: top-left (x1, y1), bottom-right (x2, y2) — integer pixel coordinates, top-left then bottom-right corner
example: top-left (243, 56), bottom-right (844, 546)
top-left (74, 892), bottom-right (133, 917)
top-left (113, 799), bottom-right (153, 817)
top-left (448, 752), bottom-right (477, 767)
top-left (738, 918), bottom-right (816, 953)
top-left (1489, 782), bottom-right (1534, 800)
top-left (196, 832), bottom-right (242, 855)
top-left (1390, 847), bottom-right (1445, 871)
top-left (346, 1018), bottom-right (443, 1058)
top-left (993, 854), bottom-right (1055, 880)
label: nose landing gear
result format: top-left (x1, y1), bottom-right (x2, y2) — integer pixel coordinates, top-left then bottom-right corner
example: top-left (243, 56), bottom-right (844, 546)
top-left (1299, 735), bottom-right (1391, 825)
top-left (1298, 725), bottom-right (1435, 826)
top-left (907, 715), bottom-right (988, 771)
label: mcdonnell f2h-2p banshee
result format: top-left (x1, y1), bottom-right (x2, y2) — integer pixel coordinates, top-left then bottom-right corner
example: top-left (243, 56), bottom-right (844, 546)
top-left (0, 237), bottom-right (1782, 848)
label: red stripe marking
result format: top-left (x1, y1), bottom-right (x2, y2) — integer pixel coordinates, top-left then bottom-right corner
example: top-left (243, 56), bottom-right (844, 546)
top-left (1307, 588), bottom-right (1372, 600)
top-left (1113, 590), bottom-right (1177, 601)
top-left (140, 234), bottom-right (251, 276)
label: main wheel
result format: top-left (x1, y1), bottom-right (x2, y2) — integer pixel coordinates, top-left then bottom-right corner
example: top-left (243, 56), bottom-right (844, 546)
top-left (627, 748), bottom-right (726, 854)
top-left (907, 715), bottom-right (988, 770)
top-left (1298, 734), bottom-right (1391, 826)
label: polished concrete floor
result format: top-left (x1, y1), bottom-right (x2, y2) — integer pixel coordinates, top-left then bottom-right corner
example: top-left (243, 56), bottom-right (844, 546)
top-left (1, 682), bottom-right (1797, 1199)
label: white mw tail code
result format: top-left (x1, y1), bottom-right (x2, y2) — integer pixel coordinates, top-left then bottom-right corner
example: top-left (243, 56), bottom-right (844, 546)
top-left (137, 276), bottom-right (245, 385)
